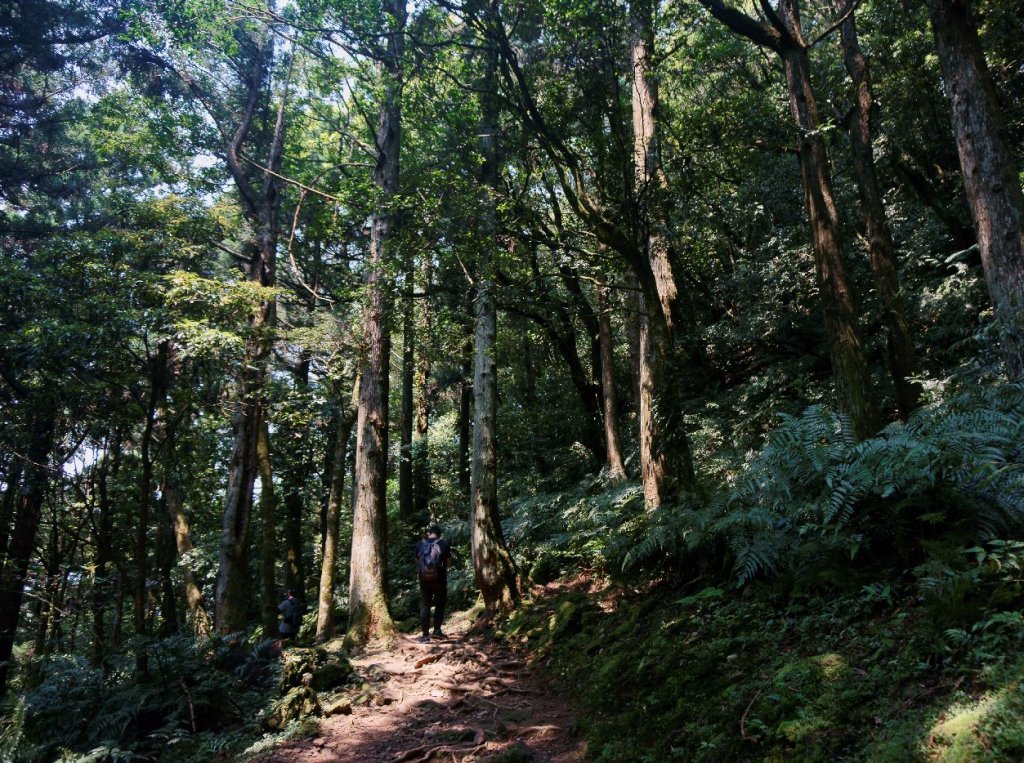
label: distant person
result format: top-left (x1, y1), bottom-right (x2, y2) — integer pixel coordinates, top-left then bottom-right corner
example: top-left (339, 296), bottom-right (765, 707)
top-left (278, 589), bottom-right (302, 642)
top-left (414, 524), bottom-right (452, 643)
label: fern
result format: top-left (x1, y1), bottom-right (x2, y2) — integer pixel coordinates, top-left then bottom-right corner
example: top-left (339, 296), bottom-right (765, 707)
top-left (0, 698), bottom-right (26, 761)
top-left (714, 379), bottom-right (1024, 583)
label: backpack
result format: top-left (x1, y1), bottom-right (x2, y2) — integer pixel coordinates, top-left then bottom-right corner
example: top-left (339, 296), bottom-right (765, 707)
top-left (417, 540), bottom-right (443, 582)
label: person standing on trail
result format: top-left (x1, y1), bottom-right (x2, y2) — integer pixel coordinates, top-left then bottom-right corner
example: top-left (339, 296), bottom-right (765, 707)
top-left (414, 524), bottom-right (452, 643)
top-left (278, 589), bottom-right (302, 642)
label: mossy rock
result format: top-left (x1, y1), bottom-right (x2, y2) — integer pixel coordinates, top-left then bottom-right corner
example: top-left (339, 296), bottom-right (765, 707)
top-left (547, 600), bottom-right (583, 639)
top-left (280, 646), bottom-right (354, 692)
top-left (323, 697), bottom-right (353, 716)
top-left (264, 686), bottom-right (322, 730)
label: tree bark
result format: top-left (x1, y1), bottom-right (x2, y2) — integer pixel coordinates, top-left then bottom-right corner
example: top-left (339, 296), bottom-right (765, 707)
top-left (257, 422), bottom-right (277, 635)
top-left (282, 357), bottom-right (309, 598)
top-left (631, 0), bottom-right (698, 506)
top-left (471, 35), bottom-right (520, 615)
top-left (347, 0), bottom-right (405, 645)
top-left (316, 381), bottom-right (358, 642)
top-left (777, 2), bottom-right (880, 438)
top-left (412, 254), bottom-right (433, 525)
top-left (0, 457), bottom-right (22, 560)
top-left (631, 0), bottom-right (679, 331)
top-left (155, 509), bottom-right (179, 637)
top-left (597, 278), bottom-right (627, 482)
top-left (927, 0), bottom-right (1024, 377)
top-left (837, 3), bottom-right (922, 417)
top-left (399, 256), bottom-right (415, 523)
top-left (163, 440), bottom-right (211, 638)
top-left (135, 342), bottom-right (167, 675)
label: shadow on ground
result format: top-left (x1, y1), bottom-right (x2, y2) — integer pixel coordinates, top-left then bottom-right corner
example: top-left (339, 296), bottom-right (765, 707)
top-left (254, 619), bottom-right (585, 763)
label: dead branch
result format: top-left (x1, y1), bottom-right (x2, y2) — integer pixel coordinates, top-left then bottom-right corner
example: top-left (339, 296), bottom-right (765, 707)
top-left (740, 687), bottom-right (763, 743)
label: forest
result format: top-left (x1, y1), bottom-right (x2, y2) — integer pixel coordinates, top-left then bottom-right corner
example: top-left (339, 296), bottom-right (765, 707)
top-left (1, 0), bottom-right (1023, 759)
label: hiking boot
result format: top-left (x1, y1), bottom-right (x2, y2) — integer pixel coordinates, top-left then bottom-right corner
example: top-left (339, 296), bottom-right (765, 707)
top-left (432, 630), bottom-right (446, 639)
top-left (416, 634), bottom-right (431, 643)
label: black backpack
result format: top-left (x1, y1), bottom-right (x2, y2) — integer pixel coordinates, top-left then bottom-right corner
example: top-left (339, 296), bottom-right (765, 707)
top-left (417, 540), bottom-right (443, 582)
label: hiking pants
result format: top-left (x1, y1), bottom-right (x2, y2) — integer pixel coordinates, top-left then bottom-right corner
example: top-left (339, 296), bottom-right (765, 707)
top-left (419, 580), bottom-right (447, 635)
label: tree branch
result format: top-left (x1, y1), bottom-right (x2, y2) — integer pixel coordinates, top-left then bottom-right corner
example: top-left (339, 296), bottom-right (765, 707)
top-left (697, 0), bottom-right (782, 52)
top-left (808, 0), bottom-right (863, 49)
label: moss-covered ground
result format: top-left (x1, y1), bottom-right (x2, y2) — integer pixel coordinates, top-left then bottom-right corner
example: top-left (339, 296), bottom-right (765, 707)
top-left (498, 579), bottom-right (1024, 762)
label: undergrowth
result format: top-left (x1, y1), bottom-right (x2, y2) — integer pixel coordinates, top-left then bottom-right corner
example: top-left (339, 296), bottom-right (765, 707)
top-left (497, 376), bottom-right (1024, 761)
top-left (1, 634), bottom-right (299, 762)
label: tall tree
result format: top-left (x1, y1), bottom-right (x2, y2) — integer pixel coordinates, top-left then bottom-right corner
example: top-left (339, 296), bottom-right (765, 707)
top-left (470, 23), bottom-right (520, 614)
top-left (597, 276), bottom-right (627, 482)
top-left (210, 30), bottom-right (293, 634)
top-left (0, 399), bottom-right (55, 694)
top-left (316, 379), bottom-right (358, 642)
top-left (835, 1), bottom-right (922, 416)
top-left (698, 0), bottom-right (882, 438)
top-left (926, 0), bottom-right (1024, 377)
top-left (347, 0), bottom-right (406, 645)
top-left (631, 0), bottom-right (697, 506)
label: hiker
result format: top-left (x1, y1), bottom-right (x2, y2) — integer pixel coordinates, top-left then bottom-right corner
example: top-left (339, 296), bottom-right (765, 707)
top-left (413, 524), bottom-right (452, 643)
top-left (278, 589), bottom-right (302, 642)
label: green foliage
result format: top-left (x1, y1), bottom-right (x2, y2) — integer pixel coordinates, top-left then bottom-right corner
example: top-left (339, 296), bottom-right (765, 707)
top-left (713, 380), bottom-right (1024, 583)
top-left (5, 635), bottom-right (283, 762)
top-left (502, 576), bottom-right (1024, 762)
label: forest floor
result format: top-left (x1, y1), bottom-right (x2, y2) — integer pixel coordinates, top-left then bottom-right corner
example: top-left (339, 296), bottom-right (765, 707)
top-left (254, 611), bottom-right (586, 763)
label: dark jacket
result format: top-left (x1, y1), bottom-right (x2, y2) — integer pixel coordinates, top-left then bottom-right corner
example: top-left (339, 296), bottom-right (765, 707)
top-left (278, 595), bottom-right (302, 636)
top-left (413, 537), bottom-right (452, 582)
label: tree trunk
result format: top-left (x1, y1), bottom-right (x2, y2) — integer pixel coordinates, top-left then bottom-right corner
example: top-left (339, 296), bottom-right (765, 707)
top-left (155, 509), bottom-right (179, 637)
top-left (33, 521), bottom-right (59, 661)
top-left (624, 267), bottom-right (643, 417)
top-left (631, 0), bottom-right (698, 506)
top-left (283, 357), bottom-right (309, 598)
top-left (399, 257), bottom-right (415, 523)
top-left (316, 381), bottom-right (358, 642)
top-left (257, 422), bottom-right (277, 635)
top-left (164, 448), bottom-right (211, 639)
top-left (597, 278), bottom-right (627, 482)
top-left (638, 290), bottom-right (696, 508)
top-left (216, 362), bottom-right (263, 633)
top-left (0, 457), bottom-right (22, 560)
top-left (471, 39), bottom-right (520, 615)
top-left (135, 343), bottom-right (167, 675)
top-left (697, 0), bottom-right (881, 437)
top-left (776, 0), bottom-right (880, 438)
top-left (412, 254), bottom-right (433, 525)
top-left (837, 4), bottom-right (922, 416)
top-left (631, 0), bottom-right (679, 331)
top-left (0, 406), bottom-right (54, 695)
top-left (927, 0), bottom-right (1024, 377)
top-left (347, 0), bottom-right (405, 645)
top-left (91, 433), bottom-right (118, 669)
top-left (458, 360), bottom-right (472, 498)
top-left (215, 36), bottom-right (291, 634)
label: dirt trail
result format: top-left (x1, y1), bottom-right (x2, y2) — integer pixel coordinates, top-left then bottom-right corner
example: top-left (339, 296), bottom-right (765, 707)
top-left (257, 616), bottom-right (586, 762)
